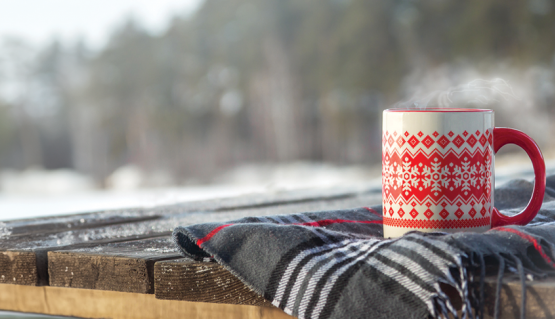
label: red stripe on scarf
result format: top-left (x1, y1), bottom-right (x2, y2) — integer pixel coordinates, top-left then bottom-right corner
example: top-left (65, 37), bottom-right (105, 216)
top-left (364, 207), bottom-right (381, 217)
top-left (496, 227), bottom-right (555, 267)
top-left (294, 219), bottom-right (383, 227)
top-left (197, 224), bottom-right (234, 247)
top-left (196, 215), bottom-right (383, 246)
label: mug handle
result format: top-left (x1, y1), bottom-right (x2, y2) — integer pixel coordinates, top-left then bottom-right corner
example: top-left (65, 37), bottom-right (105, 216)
top-left (491, 127), bottom-right (546, 228)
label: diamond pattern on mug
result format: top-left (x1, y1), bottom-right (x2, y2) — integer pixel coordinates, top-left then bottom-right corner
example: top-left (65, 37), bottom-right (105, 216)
top-left (454, 208), bottom-right (464, 219)
top-left (382, 129), bottom-right (494, 230)
top-left (388, 136), bottom-right (394, 146)
top-left (439, 209), bottom-right (449, 219)
top-left (479, 135), bottom-right (487, 146)
top-left (452, 135), bottom-right (465, 148)
top-left (408, 135), bottom-right (420, 148)
top-left (466, 135), bottom-right (478, 147)
top-left (410, 208), bottom-right (418, 219)
top-left (437, 135), bottom-right (450, 148)
top-left (383, 151), bottom-right (492, 206)
top-left (422, 135), bottom-right (435, 148)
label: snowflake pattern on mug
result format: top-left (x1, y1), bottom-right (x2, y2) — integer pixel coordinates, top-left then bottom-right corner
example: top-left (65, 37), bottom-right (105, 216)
top-left (382, 129), bottom-right (493, 229)
top-left (383, 151), bottom-right (492, 200)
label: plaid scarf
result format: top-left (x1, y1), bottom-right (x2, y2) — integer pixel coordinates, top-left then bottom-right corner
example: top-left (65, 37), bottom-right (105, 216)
top-left (173, 175), bottom-right (555, 319)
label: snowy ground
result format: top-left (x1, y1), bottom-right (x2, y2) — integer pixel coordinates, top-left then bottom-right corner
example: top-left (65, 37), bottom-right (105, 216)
top-left (0, 162), bottom-right (381, 221)
top-left (1, 159), bottom-right (554, 221)
top-left (0, 184), bottom-right (268, 221)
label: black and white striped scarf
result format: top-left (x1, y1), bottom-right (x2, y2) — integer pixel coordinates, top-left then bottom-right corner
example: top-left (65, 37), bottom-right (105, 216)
top-left (173, 176), bottom-right (555, 319)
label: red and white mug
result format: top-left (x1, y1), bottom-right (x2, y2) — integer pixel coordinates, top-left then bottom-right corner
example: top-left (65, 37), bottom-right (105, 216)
top-left (382, 108), bottom-right (546, 238)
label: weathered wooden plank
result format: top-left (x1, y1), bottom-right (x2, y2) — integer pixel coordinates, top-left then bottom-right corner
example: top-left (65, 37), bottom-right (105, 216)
top-left (0, 251), bottom-right (37, 285)
top-left (2, 273), bottom-right (554, 319)
top-left (155, 259), bottom-right (271, 307)
top-left (0, 284), bottom-right (294, 319)
top-left (48, 237), bottom-right (181, 293)
top-left (1, 212), bottom-right (160, 239)
top-left (0, 185), bottom-right (373, 239)
top-left (46, 193), bottom-right (382, 293)
top-left (1, 226), bottom-right (174, 286)
top-left (483, 275), bottom-right (555, 319)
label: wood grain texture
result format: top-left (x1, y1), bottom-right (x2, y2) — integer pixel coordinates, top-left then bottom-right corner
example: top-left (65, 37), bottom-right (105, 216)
top-left (45, 193), bottom-right (382, 293)
top-left (0, 185), bottom-right (372, 239)
top-left (1, 213), bottom-right (160, 239)
top-left (0, 251), bottom-right (37, 285)
top-left (483, 276), bottom-right (555, 319)
top-left (155, 259), bottom-right (272, 307)
top-left (48, 237), bottom-right (181, 293)
top-left (0, 284), bottom-right (294, 319)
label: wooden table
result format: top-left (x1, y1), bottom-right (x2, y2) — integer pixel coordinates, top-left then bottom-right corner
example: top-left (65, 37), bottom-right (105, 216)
top-left (0, 184), bottom-right (553, 319)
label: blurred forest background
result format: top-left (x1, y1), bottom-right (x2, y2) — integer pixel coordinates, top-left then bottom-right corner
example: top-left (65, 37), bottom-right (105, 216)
top-left (1, 0), bottom-right (555, 192)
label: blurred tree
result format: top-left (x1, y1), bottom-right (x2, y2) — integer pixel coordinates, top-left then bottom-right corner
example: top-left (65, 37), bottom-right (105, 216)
top-left (1, 0), bottom-right (555, 184)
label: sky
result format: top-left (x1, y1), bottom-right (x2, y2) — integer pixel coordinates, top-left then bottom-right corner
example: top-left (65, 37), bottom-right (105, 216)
top-left (0, 0), bottom-right (203, 49)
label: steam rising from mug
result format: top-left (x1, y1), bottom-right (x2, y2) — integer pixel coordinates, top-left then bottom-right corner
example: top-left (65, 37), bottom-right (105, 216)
top-left (394, 78), bottom-right (520, 109)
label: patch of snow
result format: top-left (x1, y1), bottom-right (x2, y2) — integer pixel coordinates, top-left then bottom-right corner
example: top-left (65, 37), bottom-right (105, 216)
top-left (106, 165), bottom-right (174, 190)
top-left (0, 168), bottom-right (96, 195)
top-left (0, 222), bottom-right (12, 239)
top-left (143, 247), bottom-right (177, 253)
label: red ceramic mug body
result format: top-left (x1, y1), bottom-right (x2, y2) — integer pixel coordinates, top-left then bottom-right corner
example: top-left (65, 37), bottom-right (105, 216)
top-left (382, 108), bottom-right (546, 238)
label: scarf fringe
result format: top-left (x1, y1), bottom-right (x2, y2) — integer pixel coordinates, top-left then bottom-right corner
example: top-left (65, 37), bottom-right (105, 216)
top-left (432, 252), bottom-right (534, 319)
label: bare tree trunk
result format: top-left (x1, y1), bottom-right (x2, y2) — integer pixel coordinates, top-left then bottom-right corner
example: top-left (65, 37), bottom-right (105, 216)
top-left (16, 106), bottom-right (43, 169)
top-left (248, 36), bottom-right (302, 163)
